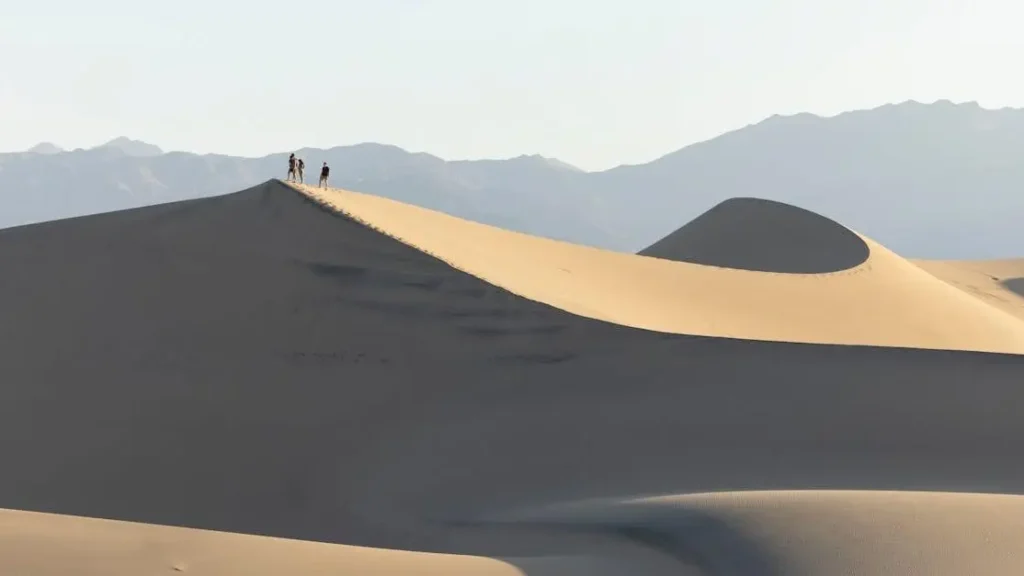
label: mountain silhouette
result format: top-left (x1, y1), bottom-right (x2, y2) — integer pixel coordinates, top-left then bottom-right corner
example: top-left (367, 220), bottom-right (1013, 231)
top-left (25, 142), bottom-right (63, 155)
top-left (1, 100), bottom-right (1021, 258)
top-left (95, 137), bottom-right (164, 157)
top-left (587, 99), bottom-right (1024, 259)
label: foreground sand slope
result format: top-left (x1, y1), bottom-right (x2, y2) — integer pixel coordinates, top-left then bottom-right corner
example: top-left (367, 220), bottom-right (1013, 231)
top-left (291, 183), bottom-right (1024, 354)
top-left (0, 508), bottom-right (523, 576)
top-left (11, 490), bottom-right (1024, 576)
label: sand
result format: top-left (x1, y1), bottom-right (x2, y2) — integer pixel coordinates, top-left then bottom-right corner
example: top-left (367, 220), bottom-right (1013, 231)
top-left (638, 197), bottom-right (871, 273)
top-left (1, 178), bottom-right (1023, 575)
top-left (912, 257), bottom-right (1024, 321)
top-left (0, 508), bottom-right (524, 576)
top-left (493, 490), bottom-right (1024, 575)
top-left (292, 182), bottom-right (1024, 353)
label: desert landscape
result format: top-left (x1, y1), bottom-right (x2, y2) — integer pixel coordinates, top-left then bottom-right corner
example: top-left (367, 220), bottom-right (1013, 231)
top-left (1, 178), bottom-right (1023, 575)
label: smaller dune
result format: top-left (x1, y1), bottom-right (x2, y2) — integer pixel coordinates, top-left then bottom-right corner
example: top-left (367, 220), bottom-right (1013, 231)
top-left (492, 490), bottom-right (1024, 576)
top-left (638, 197), bottom-right (870, 273)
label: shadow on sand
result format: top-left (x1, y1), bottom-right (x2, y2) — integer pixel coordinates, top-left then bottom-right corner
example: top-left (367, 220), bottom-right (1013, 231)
top-left (1003, 277), bottom-right (1024, 298)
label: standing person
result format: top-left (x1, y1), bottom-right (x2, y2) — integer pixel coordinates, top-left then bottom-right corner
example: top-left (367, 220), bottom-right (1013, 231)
top-left (287, 153), bottom-right (297, 182)
top-left (297, 158), bottom-right (305, 183)
top-left (319, 162), bottom-right (330, 188)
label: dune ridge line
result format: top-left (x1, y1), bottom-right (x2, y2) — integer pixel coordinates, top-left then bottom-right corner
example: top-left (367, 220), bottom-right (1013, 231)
top-left (287, 180), bottom-right (1024, 354)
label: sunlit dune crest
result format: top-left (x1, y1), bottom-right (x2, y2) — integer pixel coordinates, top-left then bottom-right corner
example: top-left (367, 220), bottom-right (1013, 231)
top-left (292, 181), bottom-right (1024, 353)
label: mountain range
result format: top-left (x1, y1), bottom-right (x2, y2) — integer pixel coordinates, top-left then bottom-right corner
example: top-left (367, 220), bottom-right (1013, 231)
top-left (2, 99), bottom-right (1022, 259)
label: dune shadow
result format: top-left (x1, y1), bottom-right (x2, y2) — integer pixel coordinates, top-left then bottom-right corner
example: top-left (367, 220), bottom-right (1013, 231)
top-left (639, 197), bottom-right (870, 274)
top-left (1003, 277), bottom-right (1024, 298)
top-left (491, 351), bottom-right (577, 365)
top-left (495, 507), bottom-right (781, 576)
top-left (614, 514), bottom-right (782, 576)
top-left (304, 261), bottom-right (368, 280)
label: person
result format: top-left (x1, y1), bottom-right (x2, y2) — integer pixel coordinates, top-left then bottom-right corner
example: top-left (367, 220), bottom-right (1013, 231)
top-left (319, 162), bottom-right (330, 188)
top-left (297, 158), bottom-right (305, 183)
top-left (287, 153), bottom-right (297, 182)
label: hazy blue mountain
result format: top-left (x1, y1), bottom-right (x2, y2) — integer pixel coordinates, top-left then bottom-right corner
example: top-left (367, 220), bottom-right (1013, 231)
top-left (1, 100), bottom-right (1022, 259)
top-left (594, 99), bottom-right (1024, 259)
top-left (95, 137), bottom-right (165, 157)
top-left (25, 142), bottom-right (63, 155)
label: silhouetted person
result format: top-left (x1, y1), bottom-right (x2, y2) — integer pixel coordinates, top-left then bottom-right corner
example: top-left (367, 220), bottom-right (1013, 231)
top-left (297, 158), bottom-right (305, 183)
top-left (319, 162), bottom-right (330, 188)
top-left (287, 153), bottom-right (297, 182)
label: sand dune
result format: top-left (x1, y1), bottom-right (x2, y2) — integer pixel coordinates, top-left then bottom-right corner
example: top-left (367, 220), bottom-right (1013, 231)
top-left (638, 197), bottom-right (871, 273)
top-left (292, 182), bottom-right (1024, 353)
top-left (0, 508), bottom-right (524, 576)
top-left (491, 490), bottom-right (1024, 575)
top-left (913, 257), bottom-right (1024, 320)
top-left (1, 179), bottom-right (1024, 575)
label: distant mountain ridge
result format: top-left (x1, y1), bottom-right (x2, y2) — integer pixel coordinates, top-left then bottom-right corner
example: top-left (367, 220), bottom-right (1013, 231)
top-left (96, 137), bottom-right (164, 157)
top-left (2, 99), bottom-right (1022, 258)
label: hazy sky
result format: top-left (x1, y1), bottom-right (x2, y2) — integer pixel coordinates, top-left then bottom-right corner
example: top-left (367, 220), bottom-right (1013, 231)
top-left (2, 0), bottom-right (1022, 170)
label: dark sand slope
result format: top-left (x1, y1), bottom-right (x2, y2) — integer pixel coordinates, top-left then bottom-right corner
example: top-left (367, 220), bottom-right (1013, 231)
top-left (2, 180), bottom-right (1024, 574)
top-left (1007, 277), bottom-right (1024, 298)
top-left (638, 197), bottom-right (869, 273)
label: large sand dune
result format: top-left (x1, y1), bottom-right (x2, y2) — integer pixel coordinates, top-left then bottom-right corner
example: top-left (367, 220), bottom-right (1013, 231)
top-left (1, 179), bottom-right (1024, 575)
top-left (293, 182), bottom-right (1024, 353)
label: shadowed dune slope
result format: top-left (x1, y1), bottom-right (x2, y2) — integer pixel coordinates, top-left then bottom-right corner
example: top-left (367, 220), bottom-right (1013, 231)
top-left (3, 180), bottom-right (1024, 574)
top-left (493, 490), bottom-right (1024, 576)
top-left (1009, 277), bottom-right (1024, 297)
top-left (292, 181), bottom-right (1024, 353)
top-left (638, 197), bottom-right (870, 273)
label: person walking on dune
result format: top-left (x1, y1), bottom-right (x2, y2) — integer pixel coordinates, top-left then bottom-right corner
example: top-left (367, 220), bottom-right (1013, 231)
top-left (297, 157), bottom-right (305, 183)
top-left (287, 153), bottom-right (297, 182)
top-left (319, 162), bottom-right (330, 188)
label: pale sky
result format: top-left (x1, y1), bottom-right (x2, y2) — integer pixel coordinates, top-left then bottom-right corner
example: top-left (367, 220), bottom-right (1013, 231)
top-left (2, 0), bottom-right (1023, 170)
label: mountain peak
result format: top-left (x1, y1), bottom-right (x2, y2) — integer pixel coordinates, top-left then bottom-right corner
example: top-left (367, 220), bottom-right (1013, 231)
top-left (26, 142), bottom-right (64, 155)
top-left (510, 154), bottom-right (583, 172)
top-left (95, 137), bottom-right (164, 157)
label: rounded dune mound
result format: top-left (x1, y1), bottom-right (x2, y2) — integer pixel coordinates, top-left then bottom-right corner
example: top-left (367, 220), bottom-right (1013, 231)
top-left (494, 490), bottom-right (1024, 576)
top-left (639, 197), bottom-right (871, 273)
